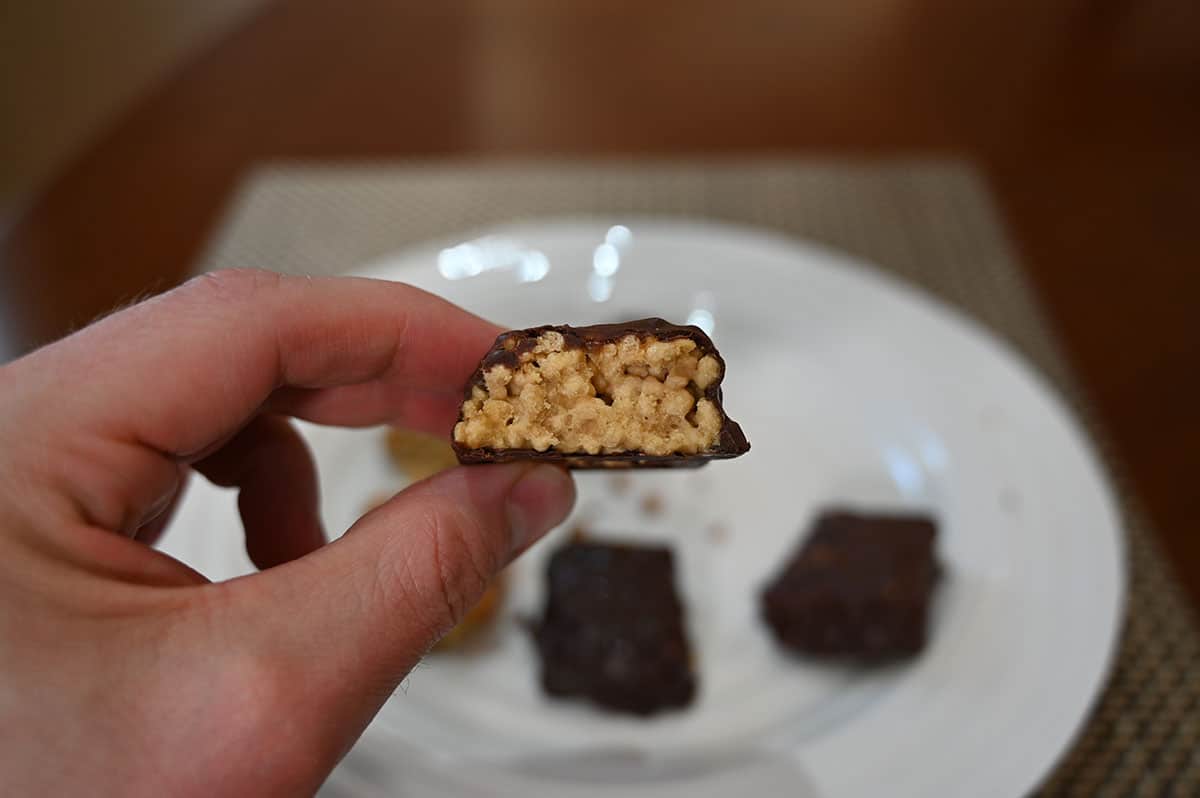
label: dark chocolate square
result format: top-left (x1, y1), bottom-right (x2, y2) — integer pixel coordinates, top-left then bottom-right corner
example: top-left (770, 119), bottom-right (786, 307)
top-left (761, 511), bottom-right (940, 661)
top-left (531, 541), bottom-right (697, 715)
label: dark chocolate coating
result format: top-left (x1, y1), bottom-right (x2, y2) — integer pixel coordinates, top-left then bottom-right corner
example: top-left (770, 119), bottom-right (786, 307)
top-left (531, 541), bottom-right (696, 715)
top-left (452, 319), bottom-right (750, 468)
top-left (761, 510), bottom-right (941, 662)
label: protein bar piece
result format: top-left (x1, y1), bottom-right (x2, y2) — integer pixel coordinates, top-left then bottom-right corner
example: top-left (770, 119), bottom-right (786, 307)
top-left (531, 541), bottom-right (697, 715)
top-left (452, 319), bottom-right (749, 467)
top-left (761, 510), bottom-right (940, 662)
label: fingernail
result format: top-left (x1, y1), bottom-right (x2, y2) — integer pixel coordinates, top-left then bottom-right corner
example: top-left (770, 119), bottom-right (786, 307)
top-left (507, 465), bottom-right (575, 554)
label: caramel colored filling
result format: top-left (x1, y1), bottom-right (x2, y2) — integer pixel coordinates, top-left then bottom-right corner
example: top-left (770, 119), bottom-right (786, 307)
top-left (454, 332), bottom-right (723, 456)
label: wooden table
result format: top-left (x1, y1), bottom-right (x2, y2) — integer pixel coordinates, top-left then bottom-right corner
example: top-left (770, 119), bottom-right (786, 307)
top-left (3, 0), bottom-right (1198, 607)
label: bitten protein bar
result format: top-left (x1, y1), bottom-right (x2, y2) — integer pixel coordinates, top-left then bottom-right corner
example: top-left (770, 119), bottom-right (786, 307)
top-left (452, 319), bottom-right (750, 468)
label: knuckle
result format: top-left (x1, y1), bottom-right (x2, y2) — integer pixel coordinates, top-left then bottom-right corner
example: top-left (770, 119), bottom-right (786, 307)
top-left (376, 500), bottom-right (499, 635)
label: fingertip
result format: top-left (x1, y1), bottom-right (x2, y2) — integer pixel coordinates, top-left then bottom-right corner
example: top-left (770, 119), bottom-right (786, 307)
top-left (414, 462), bottom-right (575, 556)
top-left (506, 465), bottom-right (576, 554)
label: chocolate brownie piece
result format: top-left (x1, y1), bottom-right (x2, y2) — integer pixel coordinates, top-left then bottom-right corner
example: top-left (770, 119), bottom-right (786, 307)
top-left (761, 510), bottom-right (940, 661)
top-left (531, 541), bottom-right (697, 715)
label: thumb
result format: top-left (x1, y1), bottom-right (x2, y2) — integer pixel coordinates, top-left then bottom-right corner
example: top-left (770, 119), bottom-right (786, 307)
top-left (217, 462), bottom-right (574, 755)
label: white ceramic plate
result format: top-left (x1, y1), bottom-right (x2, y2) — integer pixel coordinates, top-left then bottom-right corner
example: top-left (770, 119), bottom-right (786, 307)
top-left (158, 220), bottom-right (1124, 798)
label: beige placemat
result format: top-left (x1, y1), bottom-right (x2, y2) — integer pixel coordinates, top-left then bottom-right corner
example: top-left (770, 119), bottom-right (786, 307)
top-left (198, 160), bottom-right (1200, 796)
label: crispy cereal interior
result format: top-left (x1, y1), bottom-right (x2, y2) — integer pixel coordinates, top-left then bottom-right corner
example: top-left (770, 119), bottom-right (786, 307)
top-left (453, 332), bottom-right (722, 456)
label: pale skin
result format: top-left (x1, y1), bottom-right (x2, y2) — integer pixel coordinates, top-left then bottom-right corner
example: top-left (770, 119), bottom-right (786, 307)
top-left (0, 271), bottom-right (576, 796)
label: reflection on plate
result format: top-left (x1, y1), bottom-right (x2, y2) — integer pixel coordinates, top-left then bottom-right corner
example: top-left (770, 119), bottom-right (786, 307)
top-left (158, 220), bottom-right (1124, 798)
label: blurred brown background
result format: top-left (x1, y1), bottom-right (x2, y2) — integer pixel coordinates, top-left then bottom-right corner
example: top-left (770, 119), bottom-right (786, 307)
top-left (1, 1), bottom-right (1197, 607)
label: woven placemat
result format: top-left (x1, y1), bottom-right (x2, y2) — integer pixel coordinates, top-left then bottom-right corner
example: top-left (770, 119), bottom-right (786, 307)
top-left (198, 160), bottom-right (1199, 796)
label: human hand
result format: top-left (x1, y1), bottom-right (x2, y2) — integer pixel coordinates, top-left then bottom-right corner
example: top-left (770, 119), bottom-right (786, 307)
top-left (0, 271), bottom-right (575, 795)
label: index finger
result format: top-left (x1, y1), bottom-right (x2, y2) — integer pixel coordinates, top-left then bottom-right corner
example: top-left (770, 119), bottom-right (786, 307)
top-left (39, 270), bottom-right (499, 456)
